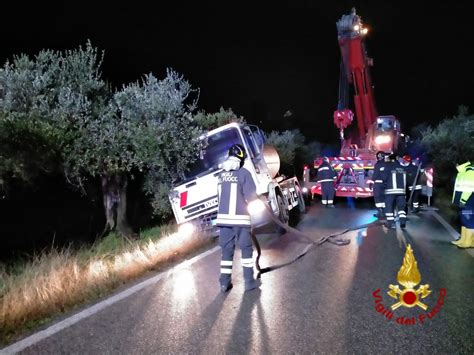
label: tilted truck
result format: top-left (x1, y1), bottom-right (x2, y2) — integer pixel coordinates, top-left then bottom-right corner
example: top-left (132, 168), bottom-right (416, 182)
top-left (169, 122), bottom-right (306, 235)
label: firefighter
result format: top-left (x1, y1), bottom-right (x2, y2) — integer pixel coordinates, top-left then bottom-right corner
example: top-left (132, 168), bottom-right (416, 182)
top-left (317, 157), bottom-right (337, 208)
top-left (372, 151), bottom-right (387, 219)
top-left (407, 156), bottom-right (424, 212)
top-left (451, 161), bottom-right (474, 248)
top-left (400, 155), bottom-right (414, 211)
top-left (382, 153), bottom-right (407, 229)
top-left (215, 144), bottom-right (262, 292)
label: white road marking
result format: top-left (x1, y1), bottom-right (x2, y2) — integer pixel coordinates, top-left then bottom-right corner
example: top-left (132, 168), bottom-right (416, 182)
top-left (430, 211), bottom-right (473, 258)
top-left (0, 246), bottom-right (221, 354)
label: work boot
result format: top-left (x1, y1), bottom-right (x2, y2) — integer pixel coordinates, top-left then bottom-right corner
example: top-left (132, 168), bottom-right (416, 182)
top-left (374, 208), bottom-right (385, 220)
top-left (452, 227), bottom-right (474, 248)
top-left (412, 208), bottom-right (420, 214)
top-left (245, 278), bottom-right (261, 292)
top-left (400, 220), bottom-right (406, 229)
top-left (220, 282), bottom-right (233, 293)
top-left (327, 204), bottom-right (335, 208)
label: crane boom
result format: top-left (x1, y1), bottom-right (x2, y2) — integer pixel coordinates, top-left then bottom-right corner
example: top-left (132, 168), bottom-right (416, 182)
top-left (306, 8), bottom-right (403, 199)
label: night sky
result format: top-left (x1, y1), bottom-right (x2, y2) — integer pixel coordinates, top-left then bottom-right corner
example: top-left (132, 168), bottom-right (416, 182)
top-left (2, 1), bottom-right (473, 143)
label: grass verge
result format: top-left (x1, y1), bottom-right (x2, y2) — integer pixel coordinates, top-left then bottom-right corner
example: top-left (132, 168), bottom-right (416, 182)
top-left (0, 224), bottom-right (214, 346)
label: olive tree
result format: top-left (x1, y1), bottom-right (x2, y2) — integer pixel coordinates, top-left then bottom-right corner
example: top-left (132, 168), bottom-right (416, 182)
top-left (192, 107), bottom-right (245, 131)
top-left (0, 42), bottom-right (106, 189)
top-left (0, 43), bottom-right (203, 236)
top-left (421, 106), bottom-right (474, 186)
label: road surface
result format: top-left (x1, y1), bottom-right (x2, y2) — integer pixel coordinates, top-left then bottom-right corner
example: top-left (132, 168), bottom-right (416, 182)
top-left (3, 200), bottom-right (474, 354)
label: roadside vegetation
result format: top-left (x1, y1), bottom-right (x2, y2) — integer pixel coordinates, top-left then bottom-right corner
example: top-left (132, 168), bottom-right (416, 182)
top-left (419, 106), bottom-right (474, 226)
top-left (0, 224), bottom-right (212, 345)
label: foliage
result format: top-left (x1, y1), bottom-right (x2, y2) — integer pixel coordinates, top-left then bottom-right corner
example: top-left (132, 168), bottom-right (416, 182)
top-left (0, 41), bottom-right (107, 189)
top-left (265, 129), bottom-right (306, 166)
top-left (113, 71), bottom-right (203, 217)
top-left (0, 42), bottom-right (204, 219)
top-left (299, 141), bottom-right (322, 165)
top-left (192, 107), bottom-right (245, 131)
top-left (421, 105), bottom-right (474, 186)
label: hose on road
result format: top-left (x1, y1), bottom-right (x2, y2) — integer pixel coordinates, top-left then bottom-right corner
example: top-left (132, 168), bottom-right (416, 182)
top-left (251, 204), bottom-right (384, 277)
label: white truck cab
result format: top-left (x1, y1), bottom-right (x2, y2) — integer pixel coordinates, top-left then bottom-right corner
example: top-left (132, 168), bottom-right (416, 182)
top-left (169, 122), bottom-right (305, 234)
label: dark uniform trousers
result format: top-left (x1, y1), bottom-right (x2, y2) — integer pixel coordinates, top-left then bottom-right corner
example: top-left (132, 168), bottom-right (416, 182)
top-left (373, 184), bottom-right (385, 210)
top-left (219, 226), bottom-right (254, 286)
top-left (385, 194), bottom-right (407, 226)
top-left (321, 182), bottom-right (335, 205)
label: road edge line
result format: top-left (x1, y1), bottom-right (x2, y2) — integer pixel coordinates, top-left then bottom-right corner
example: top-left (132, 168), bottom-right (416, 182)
top-left (430, 211), bottom-right (474, 258)
top-left (429, 210), bottom-right (460, 240)
top-left (0, 246), bottom-right (221, 355)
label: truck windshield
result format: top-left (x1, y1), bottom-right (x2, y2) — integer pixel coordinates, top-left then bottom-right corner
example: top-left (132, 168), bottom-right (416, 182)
top-left (181, 127), bottom-right (244, 181)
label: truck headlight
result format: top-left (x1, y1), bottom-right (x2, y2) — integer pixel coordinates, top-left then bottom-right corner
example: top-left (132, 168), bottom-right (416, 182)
top-left (178, 222), bottom-right (195, 237)
top-left (169, 189), bottom-right (180, 202)
top-left (248, 199), bottom-right (266, 215)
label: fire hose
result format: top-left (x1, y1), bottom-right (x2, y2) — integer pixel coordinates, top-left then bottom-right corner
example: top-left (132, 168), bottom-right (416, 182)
top-left (251, 203), bottom-right (384, 278)
top-left (406, 161), bottom-right (422, 213)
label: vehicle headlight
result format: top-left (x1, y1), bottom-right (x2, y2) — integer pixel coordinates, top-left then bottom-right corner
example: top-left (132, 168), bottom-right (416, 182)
top-left (374, 135), bottom-right (391, 145)
top-left (169, 189), bottom-right (180, 202)
top-left (178, 222), bottom-right (195, 237)
top-left (247, 199), bottom-right (266, 215)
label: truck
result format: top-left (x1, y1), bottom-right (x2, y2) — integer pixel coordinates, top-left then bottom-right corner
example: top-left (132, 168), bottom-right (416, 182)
top-left (305, 8), bottom-right (404, 199)
top-left (169, 122), bottom-right (306, 235)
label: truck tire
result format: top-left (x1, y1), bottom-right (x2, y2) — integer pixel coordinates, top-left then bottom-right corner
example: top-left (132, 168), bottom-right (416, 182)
top-left (289, 187), bottom-right (306, 226)
top-left (277, 194), bottom-right (289, 225)
top-left (297, 188), bottom-right (306, 213)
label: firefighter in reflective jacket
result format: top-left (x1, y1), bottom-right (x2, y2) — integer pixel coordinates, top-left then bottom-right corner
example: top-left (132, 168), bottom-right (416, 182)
top-left (215, 144), bottom-right (261, 292)
top-left (382, 154), bottom-right (407, 229)
top-left (317, 157), bottom-right (337, 207)
top-left (451, 161), bottom-right (474, 248)
top-left (372, 151), bottom-right (387, 219)
top-left (404, 155), bottom-right (424, 212)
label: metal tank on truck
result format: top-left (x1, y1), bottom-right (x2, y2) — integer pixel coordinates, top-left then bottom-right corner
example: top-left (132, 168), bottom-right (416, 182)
top-left (169, 122), bottom-right (306, 235)
top-left (304, 8), bottom-right (404, 199)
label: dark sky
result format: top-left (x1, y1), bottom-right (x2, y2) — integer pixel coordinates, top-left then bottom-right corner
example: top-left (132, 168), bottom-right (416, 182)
top-left (2, 1), bottom-right (473, 143)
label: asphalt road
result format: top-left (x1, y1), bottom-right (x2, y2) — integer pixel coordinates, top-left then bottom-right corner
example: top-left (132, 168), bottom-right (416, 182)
top-left (4, 199), bottom-right (474, 354)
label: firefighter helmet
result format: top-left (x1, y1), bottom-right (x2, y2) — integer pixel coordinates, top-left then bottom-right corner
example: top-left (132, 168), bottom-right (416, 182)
top-left (228, 144), bottom-right (247, 162)
top-left (402, 154), bottom-right (412, 163)
top-left (388, 153), bottom-right (397, 161)
top-left (376, 151), bottom-right (385, 161)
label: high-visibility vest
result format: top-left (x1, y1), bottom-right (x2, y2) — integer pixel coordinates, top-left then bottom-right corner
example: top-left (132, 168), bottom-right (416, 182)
top-left (452, 162), bottom-right (474, 206)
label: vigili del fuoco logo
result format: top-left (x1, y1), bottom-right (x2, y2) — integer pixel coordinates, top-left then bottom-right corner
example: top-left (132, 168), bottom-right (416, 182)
top-left (372, 244), bottom-right (446, 325)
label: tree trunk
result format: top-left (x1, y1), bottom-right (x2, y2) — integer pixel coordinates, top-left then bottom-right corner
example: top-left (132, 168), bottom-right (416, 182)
top-left (101, 173), bottom-right (133, 238)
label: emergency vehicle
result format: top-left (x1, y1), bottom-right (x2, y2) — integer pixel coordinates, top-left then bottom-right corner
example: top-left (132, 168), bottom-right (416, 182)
top-left (305, 8), bottom-right (404, 199)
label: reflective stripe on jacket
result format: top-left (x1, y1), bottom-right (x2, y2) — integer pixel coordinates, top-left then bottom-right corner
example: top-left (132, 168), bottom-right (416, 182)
top-left (317, 162), bottom-right (336, 184)
top-left (383, 161), bottom-right (407, 195)
top-left (216, 166), bottom-right (257, 227)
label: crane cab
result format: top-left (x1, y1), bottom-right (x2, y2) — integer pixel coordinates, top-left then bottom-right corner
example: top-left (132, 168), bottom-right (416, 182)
top-left (371, 115), bottom-right (401, 153)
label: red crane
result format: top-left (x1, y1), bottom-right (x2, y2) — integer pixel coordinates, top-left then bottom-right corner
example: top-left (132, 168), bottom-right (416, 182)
top-left (306, 8), bottom-right (403, 199)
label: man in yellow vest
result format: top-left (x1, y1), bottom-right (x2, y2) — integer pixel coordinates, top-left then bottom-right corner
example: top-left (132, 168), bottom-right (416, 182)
top-left (452, 161), bottom-right (474, 248)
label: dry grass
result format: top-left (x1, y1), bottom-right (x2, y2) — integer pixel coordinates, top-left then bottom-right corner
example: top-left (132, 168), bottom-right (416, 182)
top-left (0, 225), bottom-right (212, 344)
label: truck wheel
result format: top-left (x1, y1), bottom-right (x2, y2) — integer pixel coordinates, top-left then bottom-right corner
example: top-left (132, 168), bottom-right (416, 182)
top-left (297, 188), bottom-right (306, 213)
top-left (277, 194), bottom-right (289, 225)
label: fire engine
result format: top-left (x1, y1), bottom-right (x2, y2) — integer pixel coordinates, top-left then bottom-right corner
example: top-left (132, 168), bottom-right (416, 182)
top-left (169, 122), bottom-right (305, 235)
top-left (305, 8), bottom-right (403, 199)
